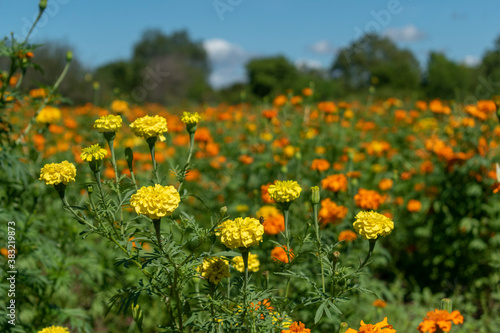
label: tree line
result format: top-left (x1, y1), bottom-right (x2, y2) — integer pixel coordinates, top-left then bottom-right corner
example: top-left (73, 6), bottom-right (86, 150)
top-left (12, 30), bottom-right (500, 105)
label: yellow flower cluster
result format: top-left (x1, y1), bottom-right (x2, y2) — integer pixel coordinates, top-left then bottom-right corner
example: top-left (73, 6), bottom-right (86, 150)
top-left (37, 326), bottom-right (70, 333)
top-left (80, 144), bottom-right (108, 162)
top-left (111, 99), bottom-right (129, 114)
top-left (94, 114), bottom-right (123, 133)
top-left (130, 184), bottom-right (180, 220)
top-left (216, 217), bottom-right (264, 249)
top-left (35, 106), bottom-right (61, 124)
top-left (232, 253), bottom-right (260, 272)
top-left (353, 211), bottom-right (394, 240)
top-left (197, 257), bottom-right (230, 284)
top-left (268, 180), bottom-right (302, 203)
top-left (181, 111), bottom-right (201, 124)
top-left (39, 161), bottom-right (76, 185)
top-left (130, 115), bottom-right (168, 141)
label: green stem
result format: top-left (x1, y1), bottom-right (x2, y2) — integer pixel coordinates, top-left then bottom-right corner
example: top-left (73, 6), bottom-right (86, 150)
top-left (94, 170), bottom-right (119, 237)
top-left (177, 132), bottom-right (195, 194)
top-left (148, 138), bottom-right (160, 184)
top-left (153, 219), bottom-right (163, 252)
top-left (241, 249), bottom-right (249, 319)
top-left (313, 203), bottom-right (325, 293)
top-left (58, 191), bottom-right (96, 231)
top-left (359, 239), bottom-right (377, 269)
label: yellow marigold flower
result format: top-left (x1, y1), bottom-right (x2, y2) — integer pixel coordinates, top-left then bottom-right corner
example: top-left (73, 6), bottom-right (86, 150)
top-left (94, 114), bottom-right (123, 133)
top-left (268, 180), bottom-right (302, 203)
top-left (197, 257), bottom-right (230, 284)
top-left (282, 321), bottom-right (311, 333)
top-left (181, 111), bottom-right (201, 124)
top-left (37, 326), bottom-right (70, 333)
top-left (39, 161), bottom-right (76, 185)
top-left (232, 253), bottom-right (260, 272)
top-left (346, 317), bottom-right (396, 333)
top-left (35, 106), bottom-right (61, 124)
top-left (80, 144), bottom-right (108, 162)
top-left (353, 211), bottom-right (394, 240)
top-left (216, 217), bottom-right (264, 249)
top-left (130, 184), bottom-right (180, 220)
top-left (130, 115), bottom-right (168, 141)
top-left (111, 99), bottom-right (129, 114)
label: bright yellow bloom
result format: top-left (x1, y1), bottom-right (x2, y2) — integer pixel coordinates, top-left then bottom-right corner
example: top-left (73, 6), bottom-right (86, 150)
top-left (346, 317), bottom-right (396, 333)
top-left (181, 111), bottom-right (201, 124)
top-left (80, 144), bottom-right (108, 162)
top-left (37, 326), bottom-right (70, 333)
top-left (39, 161), bottom-right (76, 185)
top-left (232, 253), bottom-right (260, 272)
top-left (268, 180), bottom-right (302, 203)
top-left (130, 115), bottom-right (168, 141)
top-left (353, 211), bottom-right (394, 240)
top-left (94, 114), bottom-right (123, 133)
top-left (197, 257), bottom-right (230, 284)
top-left (111, 99), bottom-right (129, 114)
top-left (216, 217), bottom-right (264, 249)
top-left (35, 106), bottom-right (61, 124)
top-left (130, 184), bottom-right (180, 220)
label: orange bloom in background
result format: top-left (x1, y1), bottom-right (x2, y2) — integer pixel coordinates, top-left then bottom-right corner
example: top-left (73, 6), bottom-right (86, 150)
top-left (29, 87), bottom-right (47, 98)
top-left (338, 230), bottom-right (357, 242)
top-left (33, 134), bottom-right (45, 151)
top-left (417, 309), bottom-right (464, 333)
top-left (1, 247), bottom-right (8, 258)
top-left (185, 169), bottom-right (200, 182)
top-left (173, 134), bottom-right (190, 146)
top-left (372, 299), bottom-right (387, 308)
top-left (239, 155), bottom-right (254, 165)
top-left (464, 104), bottom-right (488, 121)
top-left (291, 96), bottom-right (303, 105)
top-left (302, 87), bottom-right (313, 96)
top-left (416, 100), bottom-right (427, 111)
top-left (194, 127), bottom-right (213, 142)
top-left (420, 160), bottom-right (434, 174)
top-left (346, 171), bottom-right (361, 178)
top-left (407, 199), bottom-right (422, 212)
top-left (477, 100), bottom-right (496, 113)
top-left (346, 317), bottom-right (396, 333)
top-left (271, 245), bottom-right (294, 263)
top-left (321, 174), bottom-right (348, 192)
top-left (262, 109), bottom-right (279, 119)
top-left (261, 183), bottom-right (275, 203)
top-left (378, 178), bottom-right (393, 191)
top-left (319, 198), bottom-right (348, 225)
top-left (273, 95), bottom-right (287, 107)
top-left (354, 189), bottom-right (385, 210)
top-left (311, 159), bottom-right (330, 172)
top-left (282, 321), bottom-right (311, 333)
top-left (364, 140), bottom-right (391, 157)
top-left (256, 206), bottom-right (285, 235)
top-left (318, 101), bottom-right (337, 113)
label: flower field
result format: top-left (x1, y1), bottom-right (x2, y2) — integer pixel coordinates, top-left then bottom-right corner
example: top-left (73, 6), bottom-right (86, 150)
top-left (1, 3), bottom-right (500, 333)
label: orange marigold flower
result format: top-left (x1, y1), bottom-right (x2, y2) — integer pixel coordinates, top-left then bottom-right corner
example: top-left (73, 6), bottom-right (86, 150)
top-left (262, 109), bottom-right (279, 119)
top-left (346, 317), bottom-right (396, 333)
top-left (311, 159), bottom-right (330, 172)
top-left (354, 189), bottom-right (385, 210)
top-left (378, 178), bottom-right (393, 191)
top-left (420, 161), bottom-right (434, 174)
top-left (282, 321), bottom-right (311, 333)
top-left (273, 95), bottom-right (287, 107)
top-left (364, 140), bottom-right (391, 157)
top-left (492, 182), bottom-right (500, 193)
top-left (477, 100), bottom-right (496, 113)
top-left (239, 155), bottom-right (254, 164)
top-left (318, 101), bottom-right (337, 113)
top-left (319, 198), bottom-right (348, 225)
top-left (321, 174), bottom-right (348, 192)
top-left (194, 127), bottom-right (213, 142)
top-left (302, 87), bottom-right (313, 96)
top-left (338, 230), bottom-right (357, 242)
top-left (417, 309), bottom-right (463, 333)
top-left (407, 199), bottom-right (422, 212)
top-left (372, 299), bottom-right (387, 308)
top-left (271, 245), bottom-right (294, 263)
top-left (261, 183), bottom-right (275, 204)
top-left (256, 206), bottom-right (285, 235)
top-left (346, 171), bottom-right (361, 178)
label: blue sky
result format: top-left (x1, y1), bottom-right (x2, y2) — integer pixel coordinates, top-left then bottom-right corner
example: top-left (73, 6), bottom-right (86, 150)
top-left (1, 0), bottom-right (499, 87)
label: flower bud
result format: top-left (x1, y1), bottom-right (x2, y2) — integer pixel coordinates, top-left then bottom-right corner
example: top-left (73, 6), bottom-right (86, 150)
top-left (39, 0), bottom-right (47, 11)
top-left (131, 304), bottom-right (143, 327)
top-left (220, 206), bottom-right (227, 217)
top-left (125, 147), bottom-right (134, 170)
top-left (87, 185), bottom-right (93, 194)
top-left (339, 322), bottom-right (348, 333)
top-left (441, 298), bottom-right (452, 312)
top-left (333, 251), bottom-right (340, 261)
top-left (310, 186), bottom-right (320, 205)
top-left (66, 51), bottom-right (73, 62)
top-left (93, 81), bottom-right (100, 90)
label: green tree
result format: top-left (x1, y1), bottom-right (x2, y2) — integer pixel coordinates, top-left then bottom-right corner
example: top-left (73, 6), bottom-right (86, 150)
top-left (246, 56), bottom-right (298, 98)
top-left (331, 33), bottom-right (420, 92)
top-left (424, 52), bottom-right (476, 99)
top-left (478, 35), bottom-right (500, 96)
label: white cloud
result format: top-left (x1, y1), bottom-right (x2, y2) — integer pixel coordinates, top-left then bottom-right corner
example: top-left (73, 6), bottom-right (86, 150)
top-left (295, 59), bottom-right (323, 70)
top-left (463, 55), bottom-right (480, 67)
top-left (203, 38), bottom-right (249, 88)
top-left (309, 40), bottom-right (336, 55)
top-left (383, 24), bottom-right (426, 42)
